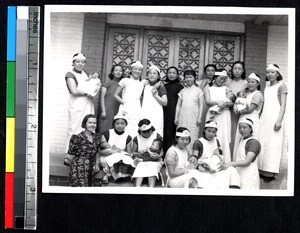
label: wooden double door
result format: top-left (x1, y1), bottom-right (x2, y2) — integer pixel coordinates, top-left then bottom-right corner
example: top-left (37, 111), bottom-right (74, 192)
top-left (104, 27), bottom-right (241, 80)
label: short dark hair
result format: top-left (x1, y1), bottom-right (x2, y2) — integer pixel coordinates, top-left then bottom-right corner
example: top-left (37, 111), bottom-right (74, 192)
top-left (164, 66), bottom-right (179, 82)
top-left (266, 64), bottom-right (283, 81)
top-left (109, 64), bottom-right (124, 80)
top-left (209, 68), bottom-right (227, 86)
top-left (183, 69), bottom-right (197, 79)
top-left (247, 73), bottom-right (261, 90)
top-left (174, 127), bottom-right (191, 145)
top-left (230, 61), bottom-right (246, 80)
top-left (137, 119), bottom-right (155, 134)
top-left (81, 114), bottom-right (96, 128)
top-left (112, 117), bottom-right (128, 127)
top-left (203, 64), bottom-right (217, 74)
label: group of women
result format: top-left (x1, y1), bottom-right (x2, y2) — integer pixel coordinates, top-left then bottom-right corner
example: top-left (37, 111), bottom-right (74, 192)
top-left (64, 52), bottom-right (287, 189)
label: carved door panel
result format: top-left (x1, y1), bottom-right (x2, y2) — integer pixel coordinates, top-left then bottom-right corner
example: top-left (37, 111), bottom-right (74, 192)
top-left (105, 28), bottom-right (140, 80)
top-left (208, 35), bottom-right (241, 75)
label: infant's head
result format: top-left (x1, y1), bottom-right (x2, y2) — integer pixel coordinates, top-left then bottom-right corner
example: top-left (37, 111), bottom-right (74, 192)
top-left (100, 141), bottom-right (111, 150)
top-left (150, 139), bottom-right (163, 152)
top-left (227, 92), bottom-right (237, 102)
top-left (237, 90), bottom-right (247, 98)
top-left (91, 72), bottom-right (100, 79)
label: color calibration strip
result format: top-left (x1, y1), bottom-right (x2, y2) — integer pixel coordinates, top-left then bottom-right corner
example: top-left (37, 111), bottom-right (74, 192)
top-left (5, 6), bottom-right (40, 230)
top-left (6, 6), bottom-right (17, 229)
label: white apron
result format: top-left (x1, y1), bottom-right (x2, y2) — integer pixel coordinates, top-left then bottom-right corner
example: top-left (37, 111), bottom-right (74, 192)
top-left (233, 90), bottom-right (262, 161)
top-left (236, 136), bottom-right (260, 189)
top-left (118, 77), bottom-right (144, 137)
top-left (258, 83), bottom-right (284, 173)
top-left (199, 138), bottom-right (240, 188)
top-left (66, 70), bottom-right (94, 152)
top-left (141, 84), bottom-right (164, 137)
top-left (206, 86), bottom-right (231, 163)
top-left (166, 146), bottom-right (216, 188)
top-left (132, 132), bottom-right (163, 178)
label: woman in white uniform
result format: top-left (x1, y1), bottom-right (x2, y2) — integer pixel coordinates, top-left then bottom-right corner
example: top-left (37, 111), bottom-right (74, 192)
top-left (141, 65), bottom-right (167, 137)
top-left (131, 119), bottom-right (163, 187)
top-left (258, 64), bottom-right (287, 181)
top-left (232, 73), bottom-right (263, 161)
top-left (65, 53), bottom-right (95, 165)
top-left (204, 69), bottom-right (234, 163)
top-left (222, 118), bottom-right (261, 189)
top-left (164, 127), bottom-right (216, 188)
top-left (191, 121), bottom-right (241, 189)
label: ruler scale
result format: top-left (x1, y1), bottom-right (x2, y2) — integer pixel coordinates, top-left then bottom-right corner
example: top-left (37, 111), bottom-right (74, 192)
top-left (24, 6), bottom-right (40, 230)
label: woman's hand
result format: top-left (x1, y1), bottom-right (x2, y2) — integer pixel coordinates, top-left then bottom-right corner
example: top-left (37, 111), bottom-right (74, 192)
top-left (187, 163), bottom-right (197, 170)
top-left (274, 120), bottom-right (282, 131)
top-left (196, 118), bottom-right (201, 126)
top-left (151, 87), bottom-right (158, 96)
top-left (101, 112), bottom-right (107, 119)
top-left (188, 156), bottom-right (198, 164)
top-left (221, 163), bottom-right (231, 170)
top-left (149, 152), bottom-right (160, 160)
top-left (197, 164), bottom-right (206, 172)
top-left (85, 93), bottom-right (94, 99)
top-left (217, 101), bottom-right (226, 109)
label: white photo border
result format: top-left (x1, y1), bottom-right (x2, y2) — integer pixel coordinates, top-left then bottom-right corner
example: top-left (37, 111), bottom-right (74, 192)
top-left (42, 5), bottom-right (295, 196)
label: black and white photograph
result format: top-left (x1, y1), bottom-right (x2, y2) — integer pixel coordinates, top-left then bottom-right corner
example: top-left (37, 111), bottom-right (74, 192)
top-left (42, 5), bottom-right (295, 196)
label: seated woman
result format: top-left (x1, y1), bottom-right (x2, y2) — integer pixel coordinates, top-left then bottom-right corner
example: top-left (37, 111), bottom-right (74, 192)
top-left (95, 113), bottom-right (134, 184)
top-left (191, 121), bottom-right (241, 189)
top-left (222, 117), bottom-right (261, 189)
top-left (131, 119), bottom-right (164, 187)
top-left (68, 114), bottom-right (102, 187)
top-left (164, 127), bottom-right (217, 188)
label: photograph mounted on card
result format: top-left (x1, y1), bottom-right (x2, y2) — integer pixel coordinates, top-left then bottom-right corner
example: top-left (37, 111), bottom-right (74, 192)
top-left (42, 5), bottom-right (295, 196)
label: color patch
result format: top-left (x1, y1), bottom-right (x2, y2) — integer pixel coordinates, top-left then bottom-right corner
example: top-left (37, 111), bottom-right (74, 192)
top-left (7, 7), bottom-right (17, 61)
top-left (6, 62), bottom-right (16, 117)
top-left (6, 118), bottom-right (15, 172)
top-left (5, 173), bottom-right (15, 228)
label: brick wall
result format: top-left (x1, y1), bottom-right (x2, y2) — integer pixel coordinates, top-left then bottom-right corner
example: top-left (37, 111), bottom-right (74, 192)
top-left (49, 13), bottom-right (85, 154)
top-left (266, 26), bottom-right (288, 83)
top-left (81, 13), bottom-right (107, 117)
top-left (244, 21), bottom-right (268, 91)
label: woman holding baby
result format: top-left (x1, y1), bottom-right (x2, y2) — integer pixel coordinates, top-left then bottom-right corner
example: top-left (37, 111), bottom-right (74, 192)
top-left (232, 73), bottom-right (263, 161)
top-left (191, 121), bottom-right (241, 188)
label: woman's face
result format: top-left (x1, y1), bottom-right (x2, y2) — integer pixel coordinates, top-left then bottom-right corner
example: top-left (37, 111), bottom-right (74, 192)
top-left (140, 129), bottom-right (153, 138)
top-left (238, 123), bottom-right (252, 138)
top-left (185, 74), bottom-right (195, 86)
top-left (205, 66), bottom-right (216, 79)
top-left (148, 69), bottom-right (159, 83)
top-left (113, 66), bottom-right (123, 79)
top-left (114, 119), bottom-right (127, 132)
top-left (131, 66), bottom-right (143, 79)
top-left (85, 117), bottom-right (97, 133)
top-left (247, 78), bottom-right (259, 91)
top-left (204, 127), bottom-right (217, 141)
top-left (167, 68), bottom-right (178, 81)
top-left (266, 69), bottom-right (279, 82)
top-left (73, 59), bottom-right (86, 72)
top-left (232, 63), bottom-right (244, 79)
top-left (215, 75), bottom-right (227, 87)
top-left (176, 136), bottom-right (190, 149)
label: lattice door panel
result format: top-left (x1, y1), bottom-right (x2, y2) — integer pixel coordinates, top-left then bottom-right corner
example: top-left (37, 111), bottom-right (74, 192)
top-left (142, 31), bottom-right (175, 78)
top-left (105, 28), bottom-right (140, 81)
top-left (209, 35), bottom-right (241, 75)
top-left (174, 33), bottom-right (205, 79)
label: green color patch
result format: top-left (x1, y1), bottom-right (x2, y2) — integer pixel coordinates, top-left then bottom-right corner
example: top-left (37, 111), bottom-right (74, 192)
top-left (6, 62), bottom-right (15, 117)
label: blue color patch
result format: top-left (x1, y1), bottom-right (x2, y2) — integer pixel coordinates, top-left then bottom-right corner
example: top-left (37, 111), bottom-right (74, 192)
top-left (7, 7), bottom-right (17, 61)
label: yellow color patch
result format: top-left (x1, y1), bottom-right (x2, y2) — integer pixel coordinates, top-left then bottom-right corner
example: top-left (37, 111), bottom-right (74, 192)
top-left (6, 118), bottom-right (15, 172)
